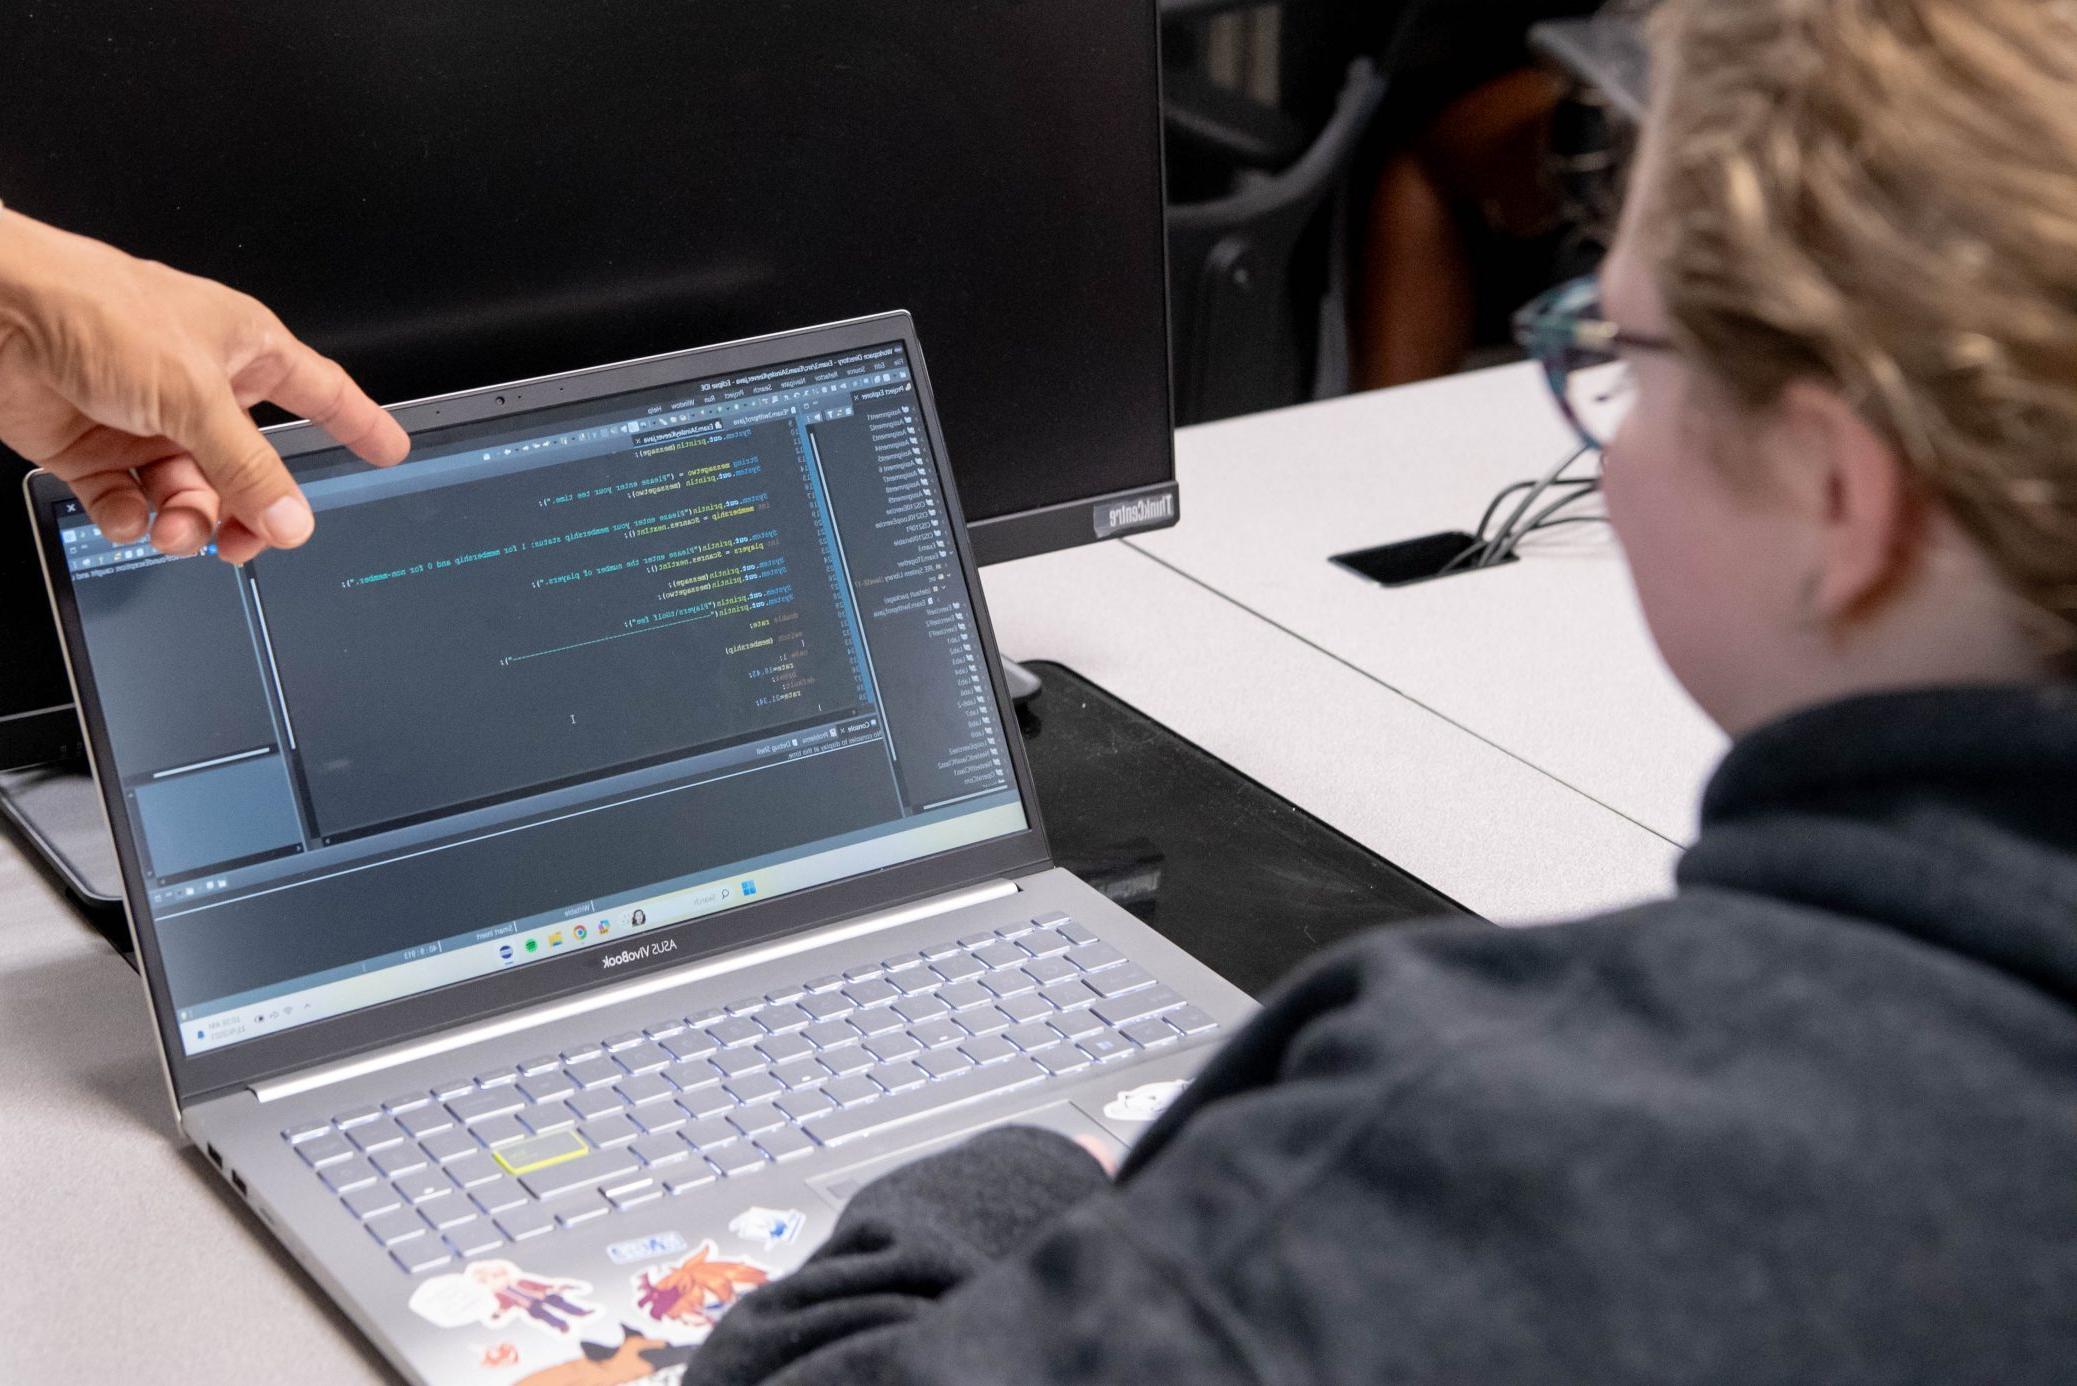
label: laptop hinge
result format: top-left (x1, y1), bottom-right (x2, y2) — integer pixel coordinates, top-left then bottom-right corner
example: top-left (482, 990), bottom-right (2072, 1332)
top-left (250, 877), bottom-right (1020, 1104)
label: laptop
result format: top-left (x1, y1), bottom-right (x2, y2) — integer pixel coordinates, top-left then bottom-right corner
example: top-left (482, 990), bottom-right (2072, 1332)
top-left (25, 311), bottom-right (1255, 1385)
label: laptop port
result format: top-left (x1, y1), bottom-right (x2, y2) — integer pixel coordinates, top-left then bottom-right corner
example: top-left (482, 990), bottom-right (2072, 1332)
top-left (230, 1170), bottom-right (248, 1197)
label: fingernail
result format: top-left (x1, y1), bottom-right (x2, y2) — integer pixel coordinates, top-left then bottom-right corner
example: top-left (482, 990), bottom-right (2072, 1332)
top-left (261, 495), bottom-right (315, 547)
top-left (105, 503), bottom-right (148, 541)
top-left (153, 512), bottom-right (202, 556)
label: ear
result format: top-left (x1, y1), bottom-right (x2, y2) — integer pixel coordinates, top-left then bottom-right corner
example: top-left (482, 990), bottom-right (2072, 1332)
top-left (1769, 381), bottom-right (1917, 625)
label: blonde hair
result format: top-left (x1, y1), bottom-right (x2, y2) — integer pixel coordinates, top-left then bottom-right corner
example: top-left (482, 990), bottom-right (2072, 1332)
top-left (1646, 0), bottom-right (2077, 659)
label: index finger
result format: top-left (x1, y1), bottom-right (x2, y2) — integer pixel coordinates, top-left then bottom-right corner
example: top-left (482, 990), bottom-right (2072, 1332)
top-left (252, 336), bottom-right (410, 467)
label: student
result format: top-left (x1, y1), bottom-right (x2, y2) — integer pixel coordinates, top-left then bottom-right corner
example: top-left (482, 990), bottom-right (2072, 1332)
top-left (684, 0), bottom-right (2077, 1379)
top-left (0, 204), bottom-right (407, 563)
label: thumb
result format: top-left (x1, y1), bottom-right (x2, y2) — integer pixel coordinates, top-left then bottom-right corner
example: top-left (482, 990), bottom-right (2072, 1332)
top-left (1073, 1133), bottom-right (1121, 1177)
top-left (174, 380), bottom-right (314, 550)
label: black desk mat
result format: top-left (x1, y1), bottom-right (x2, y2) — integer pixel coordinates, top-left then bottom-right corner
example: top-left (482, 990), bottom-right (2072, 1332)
top-left (1016, 662), bottom-right (1473, 999)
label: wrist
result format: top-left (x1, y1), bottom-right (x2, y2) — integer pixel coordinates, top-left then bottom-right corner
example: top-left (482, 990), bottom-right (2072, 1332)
top-left (0, 206), bottom-right (91, 365)
top-left (0, 202), bottom-right (36, 344)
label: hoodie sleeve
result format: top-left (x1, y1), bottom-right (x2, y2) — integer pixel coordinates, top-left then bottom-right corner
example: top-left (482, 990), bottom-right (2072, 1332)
top-left (688, 930), bottom-right (1414, 1386)
top-left (690, 1122), bottom-right (1270, 1386)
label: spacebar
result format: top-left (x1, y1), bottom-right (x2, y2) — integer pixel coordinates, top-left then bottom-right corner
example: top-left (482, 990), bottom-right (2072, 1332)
top-left (804, 1057), bottom-right (1048, 1148)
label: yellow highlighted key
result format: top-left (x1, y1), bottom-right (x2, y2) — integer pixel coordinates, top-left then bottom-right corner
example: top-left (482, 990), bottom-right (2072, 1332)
top-left (494, 1128), bottom-right (590, 1176)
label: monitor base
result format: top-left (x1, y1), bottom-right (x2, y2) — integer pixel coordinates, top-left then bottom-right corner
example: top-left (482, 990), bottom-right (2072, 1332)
top-left (0, 761), bottom-right (131, 957)
top-left (1002, 657), bottom-right (1044, 704)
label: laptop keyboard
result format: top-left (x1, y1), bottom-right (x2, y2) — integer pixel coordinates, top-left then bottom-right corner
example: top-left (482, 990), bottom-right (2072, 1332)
top-left (279, 911), bottom-right (1219, 1275)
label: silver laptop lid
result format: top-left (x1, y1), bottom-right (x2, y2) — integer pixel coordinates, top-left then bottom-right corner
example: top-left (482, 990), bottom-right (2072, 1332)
top-left (27, 311), bottom-right (1051, 1107)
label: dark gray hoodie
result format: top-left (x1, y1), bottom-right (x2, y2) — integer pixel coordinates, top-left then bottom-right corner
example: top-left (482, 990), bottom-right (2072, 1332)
top-left (693, 685), bottom-right (2077, 1384)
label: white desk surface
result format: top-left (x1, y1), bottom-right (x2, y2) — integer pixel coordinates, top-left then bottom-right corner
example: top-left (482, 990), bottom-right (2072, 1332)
top-left (983, 542), bottom-right (1679, 923)
top-left (0, 847), bottom-right (392, 1384)
top-left (1, 369), bottom-right (1708, 1383)
top-left (1137, 361), bottom-right (1728, 847)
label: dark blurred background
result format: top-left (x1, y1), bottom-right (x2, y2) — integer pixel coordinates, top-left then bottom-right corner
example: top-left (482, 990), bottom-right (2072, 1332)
top-left (1161, 0), bottom-right (1643, 425)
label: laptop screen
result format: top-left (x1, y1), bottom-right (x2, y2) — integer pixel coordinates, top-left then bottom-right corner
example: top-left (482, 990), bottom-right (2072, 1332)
top-left (41, 337), bottom-right (1027, 1057)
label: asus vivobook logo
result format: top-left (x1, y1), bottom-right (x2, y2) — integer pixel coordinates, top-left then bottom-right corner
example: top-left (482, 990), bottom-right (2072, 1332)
top-left (599, 938), bottom-right (677, 970)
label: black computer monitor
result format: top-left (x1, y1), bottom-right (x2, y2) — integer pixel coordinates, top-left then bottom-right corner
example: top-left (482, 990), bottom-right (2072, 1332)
top-left (0, 0), bottom-right (1176, 757)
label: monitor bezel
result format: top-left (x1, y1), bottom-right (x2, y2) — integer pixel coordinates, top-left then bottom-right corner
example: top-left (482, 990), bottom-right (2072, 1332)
top-left (961, 0), bottom-right (1177, 564)
top-left (27, 310), bottom-right (1055, 1108)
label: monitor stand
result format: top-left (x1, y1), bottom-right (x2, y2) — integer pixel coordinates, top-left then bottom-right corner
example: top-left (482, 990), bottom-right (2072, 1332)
top-left (1001, 657), bottom-right (1044, 705)
top-left (0, 760), bottom-right (130, 950)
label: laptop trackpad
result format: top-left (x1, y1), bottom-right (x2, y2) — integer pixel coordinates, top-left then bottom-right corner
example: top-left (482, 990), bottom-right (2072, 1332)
top-left (809, 1102), bottom-right (1125, 1209)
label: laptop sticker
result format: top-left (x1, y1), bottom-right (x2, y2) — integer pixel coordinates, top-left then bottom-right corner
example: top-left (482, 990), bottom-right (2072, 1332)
top-left (1103, 1078), bottom-right (1191, 1124)
top-left (480, 1342), bottom-right (521, 1369)
top-left (510, 1324), bottom-right (698, 1386)
top-left (727, 1205), bottom-right (807, 1250)
top-left (409, 1259), bottom-right (600, 1337)
top-left (632, 1240), bottom-right (770, 1336)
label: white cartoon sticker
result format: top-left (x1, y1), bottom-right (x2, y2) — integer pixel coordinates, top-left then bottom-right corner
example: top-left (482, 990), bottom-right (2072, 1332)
top-left (407, 1258), bottom-right (599, 1338)
top-left (727, 1205), bottom-right (807, 1250)
top-left (1103, 1078), bottom-right (1191, 1124)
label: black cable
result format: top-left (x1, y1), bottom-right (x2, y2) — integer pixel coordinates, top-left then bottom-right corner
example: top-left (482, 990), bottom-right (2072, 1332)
top-left (1479, 442), bottom-right (1593, 565)
top-left (1523, 479), bottom-right (1604, 529)
top-left (1435, 533), bottom-right (1491, 579)
top-left (1473, 477), bottom-right (1596, 542)
top-left (1443, 503), bottom-right (1606, 577)
top-left (1518, 515), bottom-right (1610, 539)
top-left (1432, 442), bottom-right (1600, 580)
top-left (1494, 481), bottom-right (1606, 560)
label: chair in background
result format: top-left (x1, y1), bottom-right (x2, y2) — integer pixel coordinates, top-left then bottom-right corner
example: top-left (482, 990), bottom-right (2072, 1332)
top-left (1531, 13), bottom-right (1653, 274)
top-left (1161, 0), bottom-right (1388, 425)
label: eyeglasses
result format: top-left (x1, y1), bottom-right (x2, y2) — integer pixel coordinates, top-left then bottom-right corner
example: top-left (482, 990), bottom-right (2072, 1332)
top-left (1511, 275), bottom-right (1676, 454)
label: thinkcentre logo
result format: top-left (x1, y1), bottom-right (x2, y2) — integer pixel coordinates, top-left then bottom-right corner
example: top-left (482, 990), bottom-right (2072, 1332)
top-left (1093, 488), bottom-right (1177, 538)
top-left (600, 938), bottom-right (677, 970)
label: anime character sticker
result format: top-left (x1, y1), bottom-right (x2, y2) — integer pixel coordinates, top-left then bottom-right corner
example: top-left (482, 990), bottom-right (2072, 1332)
top-left (409, 1258), bottom-right (600, 1338)
top-left (474, 1261), bottom-right (599, 1336)
top-left (511, 1324), bottom-right (698, 1386)
top-left (632, 1241), bottom-right (770, 1334)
